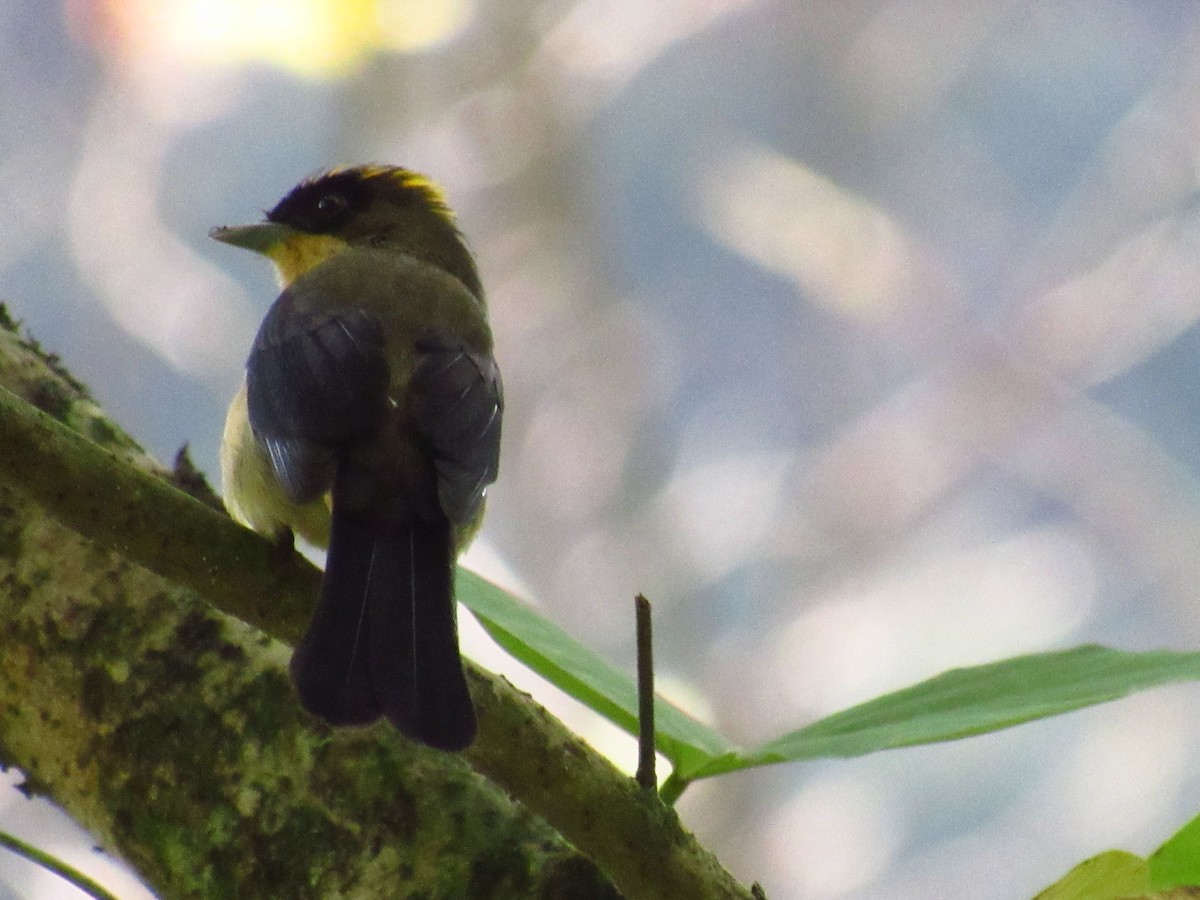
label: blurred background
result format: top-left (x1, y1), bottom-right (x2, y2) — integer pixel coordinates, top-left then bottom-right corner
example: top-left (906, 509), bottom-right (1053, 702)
top-left (3, 0), bottom-right (1200, 897)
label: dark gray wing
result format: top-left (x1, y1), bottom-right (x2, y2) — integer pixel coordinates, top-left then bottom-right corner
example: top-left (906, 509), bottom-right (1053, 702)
top-left (410, 332), bottom-right (503, 525)
top-left (246, 290), bottom-right (390, 503)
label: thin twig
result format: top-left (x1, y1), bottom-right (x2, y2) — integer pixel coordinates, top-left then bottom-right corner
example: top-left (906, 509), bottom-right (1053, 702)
top-left (635, 593), bottom-right (656, 790)
top-left (0, 831), bottom-right (122, 900)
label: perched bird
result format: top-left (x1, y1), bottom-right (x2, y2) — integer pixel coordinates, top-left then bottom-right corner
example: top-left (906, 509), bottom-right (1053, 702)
top-left (212, 165), bottom-right (501, 751)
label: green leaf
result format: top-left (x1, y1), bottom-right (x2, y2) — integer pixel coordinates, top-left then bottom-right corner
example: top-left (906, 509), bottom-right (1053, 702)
top-left (1150, 810), bottom-right (1200, 889)
top-left (682, 646), bottom-right (1200, 780)
top-left (1032, 850), bottom-right (1151, 900)
top-left (457, 569), bottom-right (733, 774)
top-left (456, 569), bottom-right (1200, 798)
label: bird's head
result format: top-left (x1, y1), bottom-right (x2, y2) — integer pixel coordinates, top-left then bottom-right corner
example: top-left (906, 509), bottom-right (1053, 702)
top-left (210, 164), bottom-right (481, 297)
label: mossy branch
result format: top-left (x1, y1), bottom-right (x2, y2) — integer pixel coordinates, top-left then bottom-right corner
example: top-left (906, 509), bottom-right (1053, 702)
top-left (0, 313), bottom-right (755, 900)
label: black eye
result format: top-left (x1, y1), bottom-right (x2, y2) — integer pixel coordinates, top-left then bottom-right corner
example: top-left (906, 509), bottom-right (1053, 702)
top-left (316, 192), bottom-right (348, 217)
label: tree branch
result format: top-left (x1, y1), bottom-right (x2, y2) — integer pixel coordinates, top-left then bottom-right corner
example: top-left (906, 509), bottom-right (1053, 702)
top-left (0, 310), bottom-right (755, 899)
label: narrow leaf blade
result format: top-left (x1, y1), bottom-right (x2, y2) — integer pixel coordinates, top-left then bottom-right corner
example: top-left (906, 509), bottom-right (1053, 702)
top-left (685, 646), bottom-right (1200, 780)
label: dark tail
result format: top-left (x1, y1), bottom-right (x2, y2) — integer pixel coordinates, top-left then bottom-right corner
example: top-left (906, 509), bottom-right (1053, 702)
top-left (289, 502), bottom-right (477, 751)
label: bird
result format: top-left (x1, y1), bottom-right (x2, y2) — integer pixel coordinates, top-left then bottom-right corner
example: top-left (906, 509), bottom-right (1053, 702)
top-left (212, 164), bottom-right (501, 751)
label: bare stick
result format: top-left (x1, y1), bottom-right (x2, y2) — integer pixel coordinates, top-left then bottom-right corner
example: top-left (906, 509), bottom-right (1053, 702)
top-left (635, 593), bottom-right (656, 790)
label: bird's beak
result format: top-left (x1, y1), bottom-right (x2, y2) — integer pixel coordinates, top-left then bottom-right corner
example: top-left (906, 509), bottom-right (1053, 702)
top-left (209, 222), bottom-right (297, 256)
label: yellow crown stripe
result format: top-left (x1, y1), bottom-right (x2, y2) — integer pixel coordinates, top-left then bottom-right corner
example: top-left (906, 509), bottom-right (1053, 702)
top-left (307, 164), bottom-right (453, 217)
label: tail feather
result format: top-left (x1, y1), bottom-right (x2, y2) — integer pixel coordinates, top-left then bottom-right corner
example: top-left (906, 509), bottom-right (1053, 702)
top-left (289, 510), bottom-right (381, 726)
top-left (290, 505), bottom-right (477, 750)
top-left (368, 520), bottom-right (476, 750)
